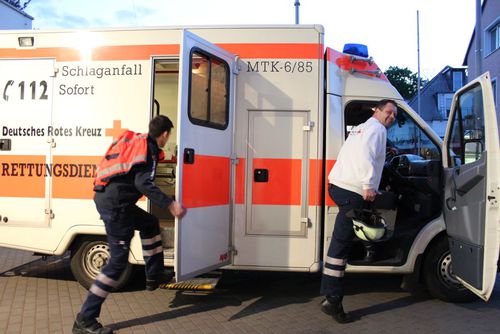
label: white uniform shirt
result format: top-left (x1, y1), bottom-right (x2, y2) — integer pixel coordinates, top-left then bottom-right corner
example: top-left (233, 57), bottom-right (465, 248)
top-left (328, 117), bottom-right (387, 196)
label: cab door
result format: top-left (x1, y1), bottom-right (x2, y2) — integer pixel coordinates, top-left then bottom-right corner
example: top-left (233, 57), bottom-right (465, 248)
top-left (175, 30), bottom-right (237, 281)
top-left (442, 72), bottom-right (500, 301)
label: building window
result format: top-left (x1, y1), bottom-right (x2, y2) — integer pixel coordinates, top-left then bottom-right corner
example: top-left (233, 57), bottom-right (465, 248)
top-left (485, 19), bottom-right (500, 55)
top-left (437, 93), bottom-right (454, 118)
top-left (452, 71), bottom-right (463, 91)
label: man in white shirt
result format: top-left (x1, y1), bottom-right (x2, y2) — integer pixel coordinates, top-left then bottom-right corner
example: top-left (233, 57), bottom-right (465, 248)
top-left (321, 99), bottom-right (397, 323)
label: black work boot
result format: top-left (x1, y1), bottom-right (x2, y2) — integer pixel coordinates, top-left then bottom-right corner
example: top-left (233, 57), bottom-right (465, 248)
top-left (321, 296), bottom-right (353, 324)
top-left (146, 271), bottom-right (174, 291)
top-left (72, 314), bottom-right (113, 334)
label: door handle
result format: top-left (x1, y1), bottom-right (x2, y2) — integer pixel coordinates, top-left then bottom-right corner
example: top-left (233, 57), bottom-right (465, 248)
top-left (254, 169), bottom-right (269, 182)
top-left (455, 175), bottom-right (484, 196)
top-left (446, 197), bottom-right (457, 211)
top-left (0, 139), bottom-right (11, 151)
top-left (184, 148), bottom-right (195, 164)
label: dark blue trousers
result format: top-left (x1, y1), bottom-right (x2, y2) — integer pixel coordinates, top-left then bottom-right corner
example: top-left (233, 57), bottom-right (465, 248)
top-left (79, 204), bottom-right (164, 321)
top-left (320, 184), bottom-right (365, 298)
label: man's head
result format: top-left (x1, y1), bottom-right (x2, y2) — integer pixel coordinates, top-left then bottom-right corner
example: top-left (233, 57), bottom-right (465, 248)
top-left (372, 99), bottom-right (397, 128)
top-left (149, 115), bottom-right (174, 148)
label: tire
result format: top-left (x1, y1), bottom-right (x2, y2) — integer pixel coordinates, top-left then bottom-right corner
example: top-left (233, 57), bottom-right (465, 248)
top-left (422, 236), bottom-right (476, 303)
top-left (70, 236), bottom-right (134, 291)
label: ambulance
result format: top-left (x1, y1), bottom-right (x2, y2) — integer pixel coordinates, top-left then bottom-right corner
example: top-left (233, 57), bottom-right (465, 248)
top-left (0, 25), bottom-right (498, 302)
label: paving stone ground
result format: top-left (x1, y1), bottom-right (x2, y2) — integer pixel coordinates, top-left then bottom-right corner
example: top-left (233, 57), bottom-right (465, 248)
top-left (0, 247), bottom-right (499, 333)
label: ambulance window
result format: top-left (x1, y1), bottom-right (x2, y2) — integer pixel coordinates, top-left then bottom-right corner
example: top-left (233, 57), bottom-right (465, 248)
top-left (189, 49), bottom-right (229, 130)
top-left (344, 102), bottom-right (374, 137)
top-left (345, 101), bottom-right (440, 161)
top-left (447, 84), bottom-right (485, 166)
top-left (387, 109), bottom-right (440, 160)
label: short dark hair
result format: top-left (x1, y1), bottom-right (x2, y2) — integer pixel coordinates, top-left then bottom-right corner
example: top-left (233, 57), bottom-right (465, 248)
top-left (149, 115), bottom-right (174, 137)
top-left (375, 99), bottom-right (397, 110)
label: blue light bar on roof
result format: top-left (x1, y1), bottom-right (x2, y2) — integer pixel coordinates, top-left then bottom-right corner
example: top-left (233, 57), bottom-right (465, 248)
top-left (343, 43), bottom-right (369, 58)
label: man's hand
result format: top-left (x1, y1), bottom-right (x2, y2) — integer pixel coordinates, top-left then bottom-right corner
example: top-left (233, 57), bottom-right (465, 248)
top-left (385, 147), bottom-right (399, 161)
top-left (168, 201), bottom-right (187, 218)
top-left (363, 189), bottom-right (377, 202)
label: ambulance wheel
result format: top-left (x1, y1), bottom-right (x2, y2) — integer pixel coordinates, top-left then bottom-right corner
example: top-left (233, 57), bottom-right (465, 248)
top-left (70, 236), bottom-right (133, 291)
top-left (422, 236), bottom-right (476, 303)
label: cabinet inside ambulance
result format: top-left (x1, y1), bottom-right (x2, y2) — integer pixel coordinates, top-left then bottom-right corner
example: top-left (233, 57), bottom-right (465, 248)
top-left (150, 59), bottom-right (180, 260)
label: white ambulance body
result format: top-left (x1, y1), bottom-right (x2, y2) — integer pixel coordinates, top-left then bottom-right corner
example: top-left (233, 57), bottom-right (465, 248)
top-left (0, 25), bottom-right (498, 302)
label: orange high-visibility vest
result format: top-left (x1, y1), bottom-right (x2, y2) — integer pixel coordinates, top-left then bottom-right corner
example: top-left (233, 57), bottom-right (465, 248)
top-left (93, 131), bottom-right (149, 191)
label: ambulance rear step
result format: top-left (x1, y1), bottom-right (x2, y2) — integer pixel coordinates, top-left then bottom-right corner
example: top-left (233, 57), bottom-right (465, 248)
top-left (160, 276), bottom-right (220, 291)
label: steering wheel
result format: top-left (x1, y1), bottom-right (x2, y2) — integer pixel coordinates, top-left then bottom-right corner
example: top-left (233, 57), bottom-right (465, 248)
top-left (385, 147), bottom-right (399, 162)
top-left (381, 154), bottom-right (408, 192)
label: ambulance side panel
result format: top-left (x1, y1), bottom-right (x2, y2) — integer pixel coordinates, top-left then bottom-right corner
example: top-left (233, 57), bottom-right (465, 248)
top-left (0, 29), bottom-right (183, 255)
top-left (191, 27), bottom-right (325, 271)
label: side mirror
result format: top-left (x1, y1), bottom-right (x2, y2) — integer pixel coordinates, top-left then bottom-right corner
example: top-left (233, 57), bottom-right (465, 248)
top-left (464, 141), bottom-right (483, 164)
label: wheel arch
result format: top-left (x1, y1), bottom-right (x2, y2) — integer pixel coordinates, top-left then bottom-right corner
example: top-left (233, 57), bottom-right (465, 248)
top-left (54, 225), bottom-right (107, 255)
top-left (403, 216), bottom-right (446, 272)
top-left (418, 231), bottom-right (448, 281)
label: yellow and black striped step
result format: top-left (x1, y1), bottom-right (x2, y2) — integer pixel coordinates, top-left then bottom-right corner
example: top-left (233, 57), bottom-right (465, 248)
top-left (160, 277), bottom-right (220, 291)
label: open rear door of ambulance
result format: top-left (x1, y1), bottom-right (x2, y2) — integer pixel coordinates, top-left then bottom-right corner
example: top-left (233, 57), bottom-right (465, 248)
top-left (175, 30), bottom-right (238, 282)
top-left (442, 72), bottom-right (500, 301)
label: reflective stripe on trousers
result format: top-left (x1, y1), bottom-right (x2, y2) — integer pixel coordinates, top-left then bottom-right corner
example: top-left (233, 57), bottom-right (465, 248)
top-left (80, 235), bottom-right (132, 320)
top-left (320, 184), bottom-right (364, 298)
top-left (79, 205), bottom-right (165, 321)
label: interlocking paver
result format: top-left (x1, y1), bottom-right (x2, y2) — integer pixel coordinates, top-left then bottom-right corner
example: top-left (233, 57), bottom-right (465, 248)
top-left (1, 247), bottom-right (500, 333)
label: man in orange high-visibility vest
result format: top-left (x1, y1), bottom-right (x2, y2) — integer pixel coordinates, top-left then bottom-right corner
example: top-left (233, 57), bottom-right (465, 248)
top-left (73, 115), bottom-right (186, 334)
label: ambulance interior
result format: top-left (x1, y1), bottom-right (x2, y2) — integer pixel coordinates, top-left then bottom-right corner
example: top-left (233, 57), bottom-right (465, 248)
top-left (344, 102), bottom-right (443, 266)
top-left (150, 59), bottom-right (180, 259)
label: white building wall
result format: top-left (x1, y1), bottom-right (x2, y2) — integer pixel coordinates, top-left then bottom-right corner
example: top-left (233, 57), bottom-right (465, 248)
top-left (0, 1), bottom-right (33, 29)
